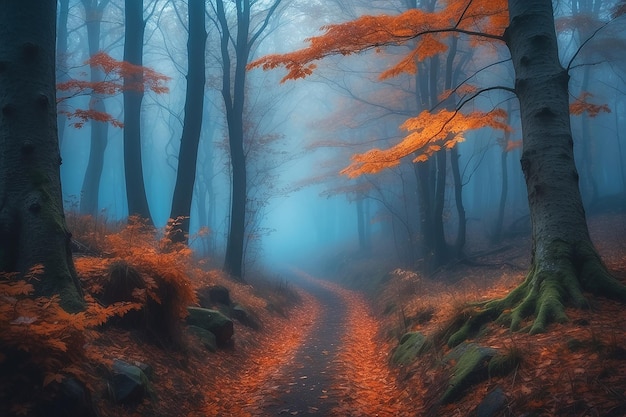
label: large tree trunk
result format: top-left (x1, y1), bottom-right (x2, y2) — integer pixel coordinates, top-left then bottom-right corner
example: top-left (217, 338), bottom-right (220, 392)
top-left (449, 0), bottom-right (626, 346)
top-left (0, 0), bottom-right (83, 311)
top-left (123, 0), bottom-right (152, 223)
top-left (169, 0), bottom-right (207, 244)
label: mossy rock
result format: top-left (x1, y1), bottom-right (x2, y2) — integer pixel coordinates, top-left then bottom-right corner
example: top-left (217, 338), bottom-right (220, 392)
top-left (391, 331), bottom-right (427, 366)
top-left (187, 325), bottom-right (218, 352)
top-left (110, 359), bottom-right (153, 404)
top-left (186, 307), bottom-right (233, 346)
top-left (442, 343), bottom-right (496, 403)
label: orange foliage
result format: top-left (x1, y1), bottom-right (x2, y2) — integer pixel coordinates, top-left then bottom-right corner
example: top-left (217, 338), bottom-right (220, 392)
top-left (570, 92), bottom-right (611, 118)
top-left (250, 1), bottom-right (511, 176)
top-left (58, 108), bottom-right (125, 129)
top-left (316, 279), bottom-right (414, 416)
top-left (0, 265), bottom-right (140, 412)
top-left (57, 51), bottom-right (170, 128)
top-left (341, 108), bottom-right (510, 177)
top-left (249, 1), bottom-right (507, 82)
top-left (76, 216), bottom-right (197, 320)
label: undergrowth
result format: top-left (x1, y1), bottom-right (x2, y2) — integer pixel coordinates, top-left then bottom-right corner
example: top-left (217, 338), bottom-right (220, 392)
top-left (0, 266), bottom-right (138, 416)
top-left (0, 215), bottom-right (200, 415)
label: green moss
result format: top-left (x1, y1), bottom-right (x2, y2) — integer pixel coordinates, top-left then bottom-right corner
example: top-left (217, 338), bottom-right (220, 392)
top-left (391, 331), bottom-right (427, 366)
top-left (442, 343), bottom-right (496, 403)
top-left (445, 236), bottom-right (626, 347)
top-left (488, 347), bottom-right (522, 377)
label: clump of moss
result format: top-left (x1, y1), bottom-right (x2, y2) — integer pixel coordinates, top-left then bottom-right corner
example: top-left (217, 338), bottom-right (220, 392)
top-left (488, 345), bottom-right (523, 377)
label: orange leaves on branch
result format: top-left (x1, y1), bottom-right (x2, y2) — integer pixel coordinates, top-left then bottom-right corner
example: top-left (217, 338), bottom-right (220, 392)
top-left (341, 108), bottom-right (510, 177)
top-left (248, 0), bottom-right (507, 82)
top-left (570, 92), bottom-right (611, 118)
top-left (59, 108), bottom-right (125, 129)
top-left (85, 51), bottom-right (170, 94)
top-left (57, 51), bottom-right (170, 128)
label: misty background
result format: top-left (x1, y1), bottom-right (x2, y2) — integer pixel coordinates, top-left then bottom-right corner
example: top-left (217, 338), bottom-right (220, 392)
top-left (56, 0), bottom-right (626, 280)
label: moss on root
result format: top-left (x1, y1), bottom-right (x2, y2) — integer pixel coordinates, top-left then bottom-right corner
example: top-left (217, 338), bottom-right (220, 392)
top-left (447, 239), bottom-right (626, 346)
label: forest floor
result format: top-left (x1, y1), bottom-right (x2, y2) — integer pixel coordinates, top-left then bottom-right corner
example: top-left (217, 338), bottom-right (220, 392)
top-left (2, 211), bottom-right (624, 416)
top-left (93, 210), bottom-right (625, 417)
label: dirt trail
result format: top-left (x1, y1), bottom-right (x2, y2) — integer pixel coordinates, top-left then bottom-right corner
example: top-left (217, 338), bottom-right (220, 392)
top-left (252, 272), bottom-right (412, 416)
top-left (258, 279), bottom-right (347, 415)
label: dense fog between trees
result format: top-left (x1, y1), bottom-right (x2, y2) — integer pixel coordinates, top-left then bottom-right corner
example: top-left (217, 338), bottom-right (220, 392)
top-left (56, 0), bottom-right (626, 280)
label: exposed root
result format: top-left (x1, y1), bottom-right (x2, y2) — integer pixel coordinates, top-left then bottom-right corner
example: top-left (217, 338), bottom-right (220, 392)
top-left (447, 239), bottom-right (626, 346)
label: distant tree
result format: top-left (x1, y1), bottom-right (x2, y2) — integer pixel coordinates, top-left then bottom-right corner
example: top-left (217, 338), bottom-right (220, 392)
top-left (492, 109), bottom-right (522, 244)
top-left (0, 0), bottom-right (83, 311)
top-left (78, 0), bottom-right (111, 217)
top-left (213, 0), bottom-right (285, 281)
top-left (251, 0), bottom-right (626, 338)
top-left (169, 0), bottom-right (207, 244)
top-left (56, 0), bottom-right (71, 147)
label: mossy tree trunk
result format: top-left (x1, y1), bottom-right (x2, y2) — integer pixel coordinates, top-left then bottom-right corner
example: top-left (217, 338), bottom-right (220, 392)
top-left (0, 0), bottom-right (84, 312)
top-left (449, 0), bottom-right (626, 346)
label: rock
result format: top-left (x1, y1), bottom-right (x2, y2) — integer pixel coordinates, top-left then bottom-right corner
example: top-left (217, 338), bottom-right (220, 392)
top-left (43, 377), bottom-right (96, 417)
top-left (442, 343), bottom-right (497, 403)
top-left (198, 285), bottom-right (231, 307)
top-left (232, 304), bottom-right (261, 330)
top-left (391, 332), bottom-right (427, 366)
top-left (110, 359), bottom-right (152, 404)
top-left (475, 386), bottom-right (507, 417)
top-left (187, 325), bottom-right (218, 352)
top-left (186, 306), bottom-right (234, 345)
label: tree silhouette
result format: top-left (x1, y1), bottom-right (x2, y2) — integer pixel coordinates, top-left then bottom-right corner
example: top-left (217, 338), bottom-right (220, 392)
top-left (214, 0), bottom-right (285, 281)
top-left (169, 0), bottom-right (207, 244)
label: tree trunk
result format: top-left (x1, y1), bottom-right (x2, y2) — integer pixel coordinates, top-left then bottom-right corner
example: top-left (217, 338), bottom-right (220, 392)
top-left (448, 0), bottom-right (626, 345)
top-left (56, 0), bottom-right (70, 147)
top-left (123, 0), bottom-right (152, 223)
top-left (0, 0), bottom-right (83, 311)
top-left (217, 0), bottom-right (250, 281)
top-left (79, 0), bottom-right (110, 217)
top-left (450, 147), bottom-right (466, 255)
top-left (169, 0), bottom-right (207, 244)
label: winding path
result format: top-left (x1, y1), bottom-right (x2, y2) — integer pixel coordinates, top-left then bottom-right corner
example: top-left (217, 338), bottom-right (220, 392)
top-left (202, 271), bottom-right (412, 416)
top-left (254, 271), bottom-right (412, 416)
top-left (259, 279), bottom-right (346, 415)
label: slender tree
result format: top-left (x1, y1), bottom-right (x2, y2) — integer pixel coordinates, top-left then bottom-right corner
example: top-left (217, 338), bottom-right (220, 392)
top-left (169, 0), bottom-right (207, 244)
top-left (79, 0), bottom-right (111, 217)
top-left (0, 0), bottom-right (83, 311)
top-left (214, 0), bottom-right (284, 280)
top-left (123, 0), bottom-right (153, 223)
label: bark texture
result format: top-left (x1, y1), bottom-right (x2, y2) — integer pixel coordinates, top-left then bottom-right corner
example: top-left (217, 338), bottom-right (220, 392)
top-left (0, 0), bottom-right (83, 311)
top-left (448, 0), bottom-right (626, 345)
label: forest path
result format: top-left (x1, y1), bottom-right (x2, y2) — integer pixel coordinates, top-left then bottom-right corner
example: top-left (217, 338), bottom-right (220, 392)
top-left (251, 270), bottom-right (413, 416)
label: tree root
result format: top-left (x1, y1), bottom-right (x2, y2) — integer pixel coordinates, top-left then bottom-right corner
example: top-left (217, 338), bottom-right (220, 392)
top-left (446, 239), bottom-right (626, 347)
